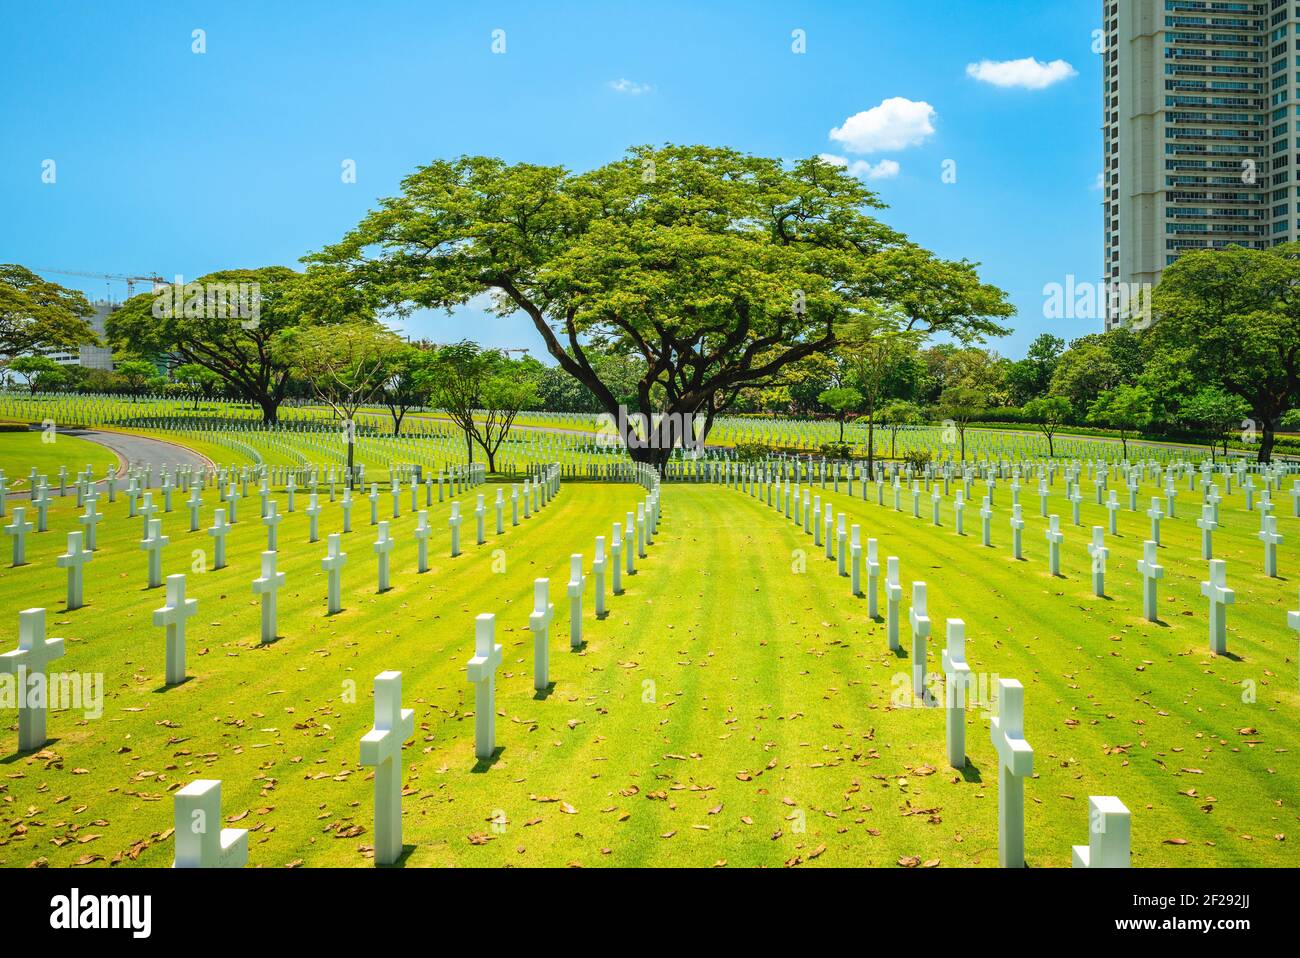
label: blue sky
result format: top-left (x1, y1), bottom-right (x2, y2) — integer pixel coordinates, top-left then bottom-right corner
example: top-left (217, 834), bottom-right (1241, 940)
top-left (0, 0), bottom-right (1102, 360)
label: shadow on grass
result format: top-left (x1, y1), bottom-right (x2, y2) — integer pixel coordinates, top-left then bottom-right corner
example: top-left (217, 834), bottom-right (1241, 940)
top-left (152, 677), bottom-right (193, 693)
top-left (533, 682), bottom-right (556, 701)
top-left (959, 760), bottom-right (984, 784)
top-left (471, 747), bottom-right (505, 773)
top-left (376, 844), bottom-right (418, 868)
top-left (1, 737), bottom-right (61, 764)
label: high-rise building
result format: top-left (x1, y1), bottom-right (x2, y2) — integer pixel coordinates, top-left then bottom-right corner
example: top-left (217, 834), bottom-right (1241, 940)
top-left (1102, 0), bottom-right (1293, 328)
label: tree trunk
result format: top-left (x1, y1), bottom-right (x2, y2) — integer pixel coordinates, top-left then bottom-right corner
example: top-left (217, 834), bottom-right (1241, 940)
top-left (1259, 423), bottom-right (1276, 464)
top-left (257, 395), bottom-right (279, 425)
top-left (867, 415), bottom-right (875, 479)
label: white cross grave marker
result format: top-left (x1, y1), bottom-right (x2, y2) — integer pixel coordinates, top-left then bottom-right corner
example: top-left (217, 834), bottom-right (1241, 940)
top-left (374, 520), bottom-right (395, 592)
top-left (56, 531), bottom-right (92, 610)
top-left (1087, 526), bottom-right (1108, 598)
top-left (251, 551), bottom-right (284, 644)
top-left (1201, 559), bottom-right (1235, 655)
top-left (1137, 540), bottom-right (1164, 623)
top-left (4, 507), bottom-right (32, 566)
top-left (172, 780), bottom-right (247, 868)
top-left (321, 533), bottom-right (347, 614)
top-left (359, 671), bottom-right (415, 866)
top-left (448, 502), bottom-right (462, 557)
top-left (530, 578), bottom-right (554, 692)
top-left (990, 678), bottom-right (1034, 868)
top-left (909, 582), bottom-right (931, 700)
top-left (1260, 515), bottom-right (1283, 578)
top-left (1, 609), bottom-right (65, 751)
top-left (413, 510), bottom-right (430, 573)
top-left (941, 619), bottom-right (970, 769)
top-left (567, 554), bottom-right (585, 650)
top-left (1071, 796), bottom-right (1131, 869)
top-left (154, 574), bottom-right (198, 686)
top-left (467, 613), bottom-right (503, 761)
top-left (141, 517), bottom-right (169, 589)
top-left (886, 557), bottom-right (902, 652)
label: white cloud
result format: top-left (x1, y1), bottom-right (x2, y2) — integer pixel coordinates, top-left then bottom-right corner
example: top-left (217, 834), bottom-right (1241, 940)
top-left (608, 78), bottom-right (653, 95)
top-left (965, 57), bottom-right (1077, 90)
top-left (819, 154), bottom-right (901, 181)
top-left (1094, 171), bottom-right (1105, 190)
top-left (828, 97), bottom-right (937, 154)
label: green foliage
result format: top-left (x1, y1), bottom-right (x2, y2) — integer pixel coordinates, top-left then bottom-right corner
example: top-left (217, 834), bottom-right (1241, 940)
top-left (0, 265), bottom-right (97, 359)
top-left (310, 144), bottom-right (1012, 464)
top-left (733, 441), bottom-right (776, 462)
top-left (1088, 384), bottom-right (1152, 459)
top-left (1150, 244), bottom-right (1300, 462)
top-left (420, 342), bottom-right (540, 471)
top-left (1179, 387), bottom-right (1251, 461)
top-left (819, 441), bottom-right (852, 460)
top-left (902, 447), bottom-right (933, 472)
top-left (7, 354), bottom-right (65, 395)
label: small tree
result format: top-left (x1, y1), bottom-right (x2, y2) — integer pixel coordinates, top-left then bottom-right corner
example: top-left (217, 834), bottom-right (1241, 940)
top-left (817, 386), bottom-right (862, 443)
top-left (877, 400), bottom-right (924, 460)
top-left (1023, 395), bottom-right (1072, 458)
top-left (937, 385), bottom-right (986, 462)
top-left (278, 322), bottom-right (403, 484)
top-left (1180, 387), bottom-right (1251, 462)
top-left (376, 343), bottom-right (433, 436)
top-left (174, 362), bottom-right (223, 410)
top-left (114, 357), bottom-right (157, 396)
top-left (8, 355), bottom-right (64, 396)
top-left (1088, 384), bottom-right (1152, 460)
top-left (422, 343), bottom-right (538, 473)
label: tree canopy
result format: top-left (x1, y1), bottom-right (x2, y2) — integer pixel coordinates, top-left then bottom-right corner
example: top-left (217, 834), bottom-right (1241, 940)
top-left (308, 144), bottom-right (1013, 465)
top-left (0, 265), bottom-right (97, 360)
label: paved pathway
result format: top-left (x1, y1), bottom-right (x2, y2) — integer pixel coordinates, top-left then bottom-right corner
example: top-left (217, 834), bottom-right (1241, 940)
top-left (4, 429), bottom-right (212, 499)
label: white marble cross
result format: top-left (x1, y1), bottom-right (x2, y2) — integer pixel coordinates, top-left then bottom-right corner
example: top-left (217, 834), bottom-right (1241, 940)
top-left (341, 487), bottom-right (353, 533)
top-left (954, 491), bottom-right (965, 536)
top-left (1071, 795), bottom-right (1130, 868)
top-left (172, 779), bottom-right (248, 868)
top-left (1201, 559), bottom-right (1235, 655)
top-left (1259, 514), bottom-right (1283, 578)
top-left (390, 483), bottom-right (401, 520)
top-left (849, 525), bottom-right (862, 596)
top-left (867, 538), bottom-right (880, 618)
top-left (368, 483), bottom-right (380, 526)
top-left (154, 573), bottom-right (198, 686)
top-left (1291, 480), bottom-right (1300, 519)
top-left (366, 516), bottom-right (394, 592)
top-left (208, 508), bottom-right (230, 570)
top-left (980, 496), bottom-right (993, 547)
top-left (625, 510), bottom-right (636, 575)
top-left (4, 507), bottom-right (32, 567)
top-left (909, 582), bottom-right (931, 700)
top-left (467, 613), bottom-right (503, 760)
top-left (225, 483), bottom-right (239, 524)
top-left (33, 483), bottom-right (52, 532)
top-left (1106, 490), bottom-right (1120, 535)
top-left (448, 502), bottom-right (462, 557)
top-left (530, 578), bottom-right (554, 692)
top-left (303, 493), bottom-right (321, 543)
top-left (592, 536), bottom-right (607, 617)
top-left (263, 500), bottom-right (282, 552)
top-left (1196, 503), bottom-right (1217, 560)
top-left (1137, 540), bottom-right (1164, 623)
top-left (251, 551), bottom-right (284, 644)
top-left (886, 557), bottom-right (902, 652)
top-left (1087, 526), bottom-right (1108, 598)
top-left (567, 554), bottom-right (585, 650)
top-left (475, 493), bottom-right (486, 546)
top-left (360, 671), bottom-right (415, 866)
top-left (141, 517), bottom-right (169, 589)
top-left (413, 510), bottom-right (430, 573)
top-left (511, 485), bottom-right (520, 526)
top-left (494, 489), bottom-right (504, 535)
top-left (56, 531), bottom-right (92, 610)
top-left (610, 522), bottom-right (623, 595)
top-left (1146, 498), bottom-right (1164, 546)
top-left (990, 678), bottom-right (1034, 868)
top-left (187, 486), bottom-right (203, 533)
top-left (941, 619), bottom-right (970, 769)
top-left (139, 491), bottom-right (158, 538)
top-left (1010, 504), bottom-right (1025, 560)
top-left (322, 533), bottom-right (347, 614)
top-left (0, 609), bottom-right (65, 751)
top-left (1045, 514), bottom-right (1064, 576)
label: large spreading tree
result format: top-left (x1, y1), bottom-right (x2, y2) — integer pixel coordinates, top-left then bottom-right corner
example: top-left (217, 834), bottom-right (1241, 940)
top-left (1151, 245), bottom-right (1300, 462)
top-left (106, 266), bottom-right (372, 423)
top-left (309, 145), bottom-right (1013, 467)
top-left (0, 265), bottom-right (97, 359)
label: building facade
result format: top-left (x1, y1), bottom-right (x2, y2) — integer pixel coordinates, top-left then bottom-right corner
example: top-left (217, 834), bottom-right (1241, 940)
top-left (1102, 0), bottom-right (1298, 327)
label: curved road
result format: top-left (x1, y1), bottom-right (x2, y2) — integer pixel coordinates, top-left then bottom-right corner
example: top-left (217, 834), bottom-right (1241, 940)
top-left (5, 428), bottom-right (213, 499)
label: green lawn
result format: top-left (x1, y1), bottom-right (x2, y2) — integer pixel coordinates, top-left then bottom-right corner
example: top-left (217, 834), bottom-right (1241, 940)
top-left (1, 456), bottom-right (1297, 867)
top-left (0, 431), bottom-right (121, 491)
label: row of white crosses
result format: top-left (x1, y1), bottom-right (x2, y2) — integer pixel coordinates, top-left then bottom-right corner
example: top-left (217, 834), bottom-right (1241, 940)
top-left (472, 470), bottom-right (660, 763)
top-left (723, 468), bottom-right (1138, 868)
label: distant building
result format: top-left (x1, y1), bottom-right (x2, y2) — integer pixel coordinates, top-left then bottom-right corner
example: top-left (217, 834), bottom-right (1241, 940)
top-left (1103, 0), bottom-right (1278, 328)
top-left (45, 300), bottom-right (115, 370)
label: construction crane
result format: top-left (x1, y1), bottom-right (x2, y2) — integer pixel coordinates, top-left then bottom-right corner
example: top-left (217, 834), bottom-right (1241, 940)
top-left (33, 268), bottom-right (167, 299)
